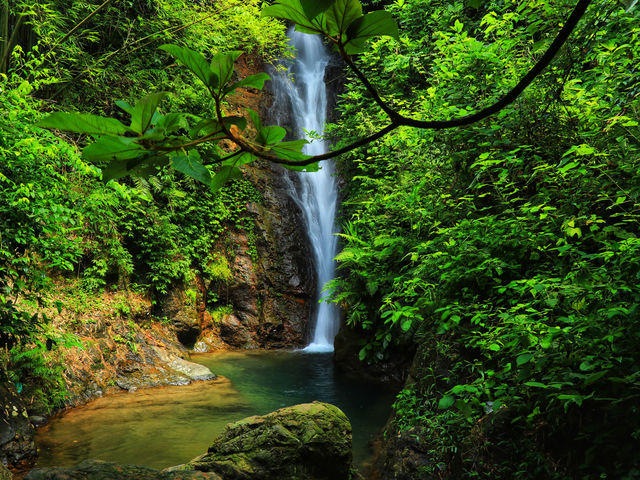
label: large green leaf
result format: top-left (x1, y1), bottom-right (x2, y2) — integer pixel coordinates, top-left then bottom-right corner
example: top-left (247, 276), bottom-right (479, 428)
top-left (210, 51), bottom-right (243, 96)
top-left (261, 0), bottom-right (328, 35)
top-left (115, 100), bottom-right (134, 115)
top-left (38, 112), bottom-right (129, 136)
top-left (325, 0), bottom-right (362, 37)
top-left (190, 119), bottom-right (223, 138)
top-left (256, 125), bottom-right (287, 145)
top-left (171, 150), bottom-right (212, 185)
top-left (155, 113), bottom-right (189, 134)
top-left (210, 165), bottom-right (243, 192)
top-left (300, 0), bottom-right (335, 18)
top-left (247, 108), bottom-right (262, 132)
top-left (102, 154), bottom-right (168, 183)
top-left (343, 10), bottom-right (399, 53)
top-left (225, 73), bottom-right (271, 95)
top-left (130, 92), bottom-right (168, 134)
top-left (83, 136), bottom-right (145, 163)
top-left (270, 139), bottom-right (311, 161)
top-left (222, 152), bottom-right (256, 167)
top-left (190, 116), bottom-right (247, 138)
top-left (159, 44), bottom-right (215, 91)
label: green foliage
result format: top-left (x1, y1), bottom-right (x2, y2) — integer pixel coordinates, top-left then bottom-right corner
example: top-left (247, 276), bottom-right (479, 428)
top-left (6, 330), bottom-right (81, 412)
top-left (0, 0), bottom-right (278, 411)
top-left (328, 0), bottom-right (640, 477)
top-left (34, 0), bottom-right (400, 188)
top-left (262, 0), bottom-right (398, 53)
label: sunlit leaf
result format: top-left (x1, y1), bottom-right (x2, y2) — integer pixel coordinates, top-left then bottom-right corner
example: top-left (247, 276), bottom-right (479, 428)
top-left (171, 150), bottom-right (212, 185)
top-left (343, 10), bottom-right (399, 54)
top-left (257, 125), bottom-right (287, 145)
top-left (155, 113), bottom-right (189, 134)
top-left (38, 112), bottom-right (129, 136)
top-left (247, 108), bottom-right (262, 132)
top-left (102, 154), bottom-right (168, 183)
top-left (225, 73), bottom-right (271, 95)
top-left (115, 100), bottom-right (134, 115)
top-left (190, 119), bottom-right (223, 138)
top-left (261, 0), bottom-right (328, 35)
top-left (325, 0), bottom-right (362, 37)
top-left (83, 136), bottom-right (145, 163)
top-left (223, 116), bottom-right (248, 132)
top-left (270, 139), bottom-right (310, 161)
top-left (283, 161), bottom-right (320, 172)
top-left (222, 152), bottom-right (256, 167)
top-left (300, 0), bottom-right (335, 18)
top-left (159, 44), bottom-right (215, 91)
top-left (190, 116), bottom-right (247, 138)
top-left (210, 51), bottom-right (243, 96)
top-left (130, 92), bottom-right (168, 134)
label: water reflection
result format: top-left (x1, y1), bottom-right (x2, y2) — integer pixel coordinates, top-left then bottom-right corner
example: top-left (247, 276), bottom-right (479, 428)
top-left (35, 351), bottom-right (395, 470)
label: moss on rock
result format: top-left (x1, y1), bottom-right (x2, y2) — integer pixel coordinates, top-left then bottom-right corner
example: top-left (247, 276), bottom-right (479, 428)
top-left (176, 401), bottom-right (352, 480)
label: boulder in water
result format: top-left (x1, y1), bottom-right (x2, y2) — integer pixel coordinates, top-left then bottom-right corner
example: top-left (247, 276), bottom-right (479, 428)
top-left (170, 401), bottom-right (353, 480)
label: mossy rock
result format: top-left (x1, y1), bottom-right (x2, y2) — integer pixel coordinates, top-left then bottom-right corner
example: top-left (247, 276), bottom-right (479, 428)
top-left (174, 401), bottom-right (352, 480)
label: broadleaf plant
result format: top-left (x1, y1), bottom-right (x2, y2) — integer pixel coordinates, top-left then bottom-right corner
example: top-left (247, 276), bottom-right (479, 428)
top-left (37, 0), bottom-right (592, 196)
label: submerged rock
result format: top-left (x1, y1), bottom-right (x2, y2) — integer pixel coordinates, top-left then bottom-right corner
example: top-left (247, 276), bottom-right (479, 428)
top-left (0, 382), bottom-right (36, 466)
top-left (150, 347), bottom-right (216, 382)
top-left (25, 459), bottom-right (221, 480)
top-left (171, 401), bottom-right (353, 480)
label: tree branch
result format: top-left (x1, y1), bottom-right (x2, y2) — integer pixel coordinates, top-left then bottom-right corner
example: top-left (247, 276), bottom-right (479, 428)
top-left (246, 123), bottom-right (399, 167)
top-left (339, 0), bottom-right (592, 130)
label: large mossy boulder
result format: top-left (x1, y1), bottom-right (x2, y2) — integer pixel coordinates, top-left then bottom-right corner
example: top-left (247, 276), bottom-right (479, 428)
top-left (24, 459), bottom-right (221, 480)
top-left (172, 401), bottom-right (353, 480)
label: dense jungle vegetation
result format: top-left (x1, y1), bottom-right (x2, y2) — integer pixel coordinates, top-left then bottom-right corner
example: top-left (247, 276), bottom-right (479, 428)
top-left (326, 0), bottom-right (640, 478)
top-left (1, 0), bottom-right (287, 409)
top-left (2, 0), bottom-right (640, 478)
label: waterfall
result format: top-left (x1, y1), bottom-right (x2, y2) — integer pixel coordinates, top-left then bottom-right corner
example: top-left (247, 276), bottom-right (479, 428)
top-left (270, 29), bottom-right (340, 353)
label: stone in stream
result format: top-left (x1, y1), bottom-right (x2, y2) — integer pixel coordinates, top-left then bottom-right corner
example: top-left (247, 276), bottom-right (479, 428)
top-left (150, 346), bottom-right (216, 382)
top-left (24, 459), bottom-right (221, 480)
top-left (168, 401), bottom-right (353, 480)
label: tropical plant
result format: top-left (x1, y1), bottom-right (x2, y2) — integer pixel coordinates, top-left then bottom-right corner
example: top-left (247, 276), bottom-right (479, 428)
top-left (36, 0), bottom-right (591, 190)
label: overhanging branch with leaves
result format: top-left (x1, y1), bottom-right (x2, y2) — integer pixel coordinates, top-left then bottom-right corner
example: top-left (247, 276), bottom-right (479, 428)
top-left (38, 0), bottom-right (593, 188)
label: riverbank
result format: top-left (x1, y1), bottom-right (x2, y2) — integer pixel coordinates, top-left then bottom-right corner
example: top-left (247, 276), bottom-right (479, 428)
top-left (32, 350), bottom-right (395, 474)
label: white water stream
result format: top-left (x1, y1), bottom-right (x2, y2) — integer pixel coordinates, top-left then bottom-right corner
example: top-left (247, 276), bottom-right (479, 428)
top-left (270, 29), bottom-right (340, 352)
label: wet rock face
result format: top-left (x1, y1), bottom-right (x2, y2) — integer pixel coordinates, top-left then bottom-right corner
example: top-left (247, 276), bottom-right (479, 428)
top-left (24, 459), bottom-right (221, 480)
top-left (173, 402), bottom-right (353, 480)
top-left (0, 382), bottom-right (36, 466)
top-left (324, 55), bottom-right (346, 124)
top-left (153, 285), bottom-right (201, 347)
top-left (223, 164), bottom-right (316, 349)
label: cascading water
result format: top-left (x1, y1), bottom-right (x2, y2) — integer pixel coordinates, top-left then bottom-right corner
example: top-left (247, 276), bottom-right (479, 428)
top-left (270, 29), bottom-right (340, 353)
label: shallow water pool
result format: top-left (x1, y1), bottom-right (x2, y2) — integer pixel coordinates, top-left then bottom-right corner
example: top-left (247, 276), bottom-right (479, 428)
top-left (35, 350), bottom-right (395, 470)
